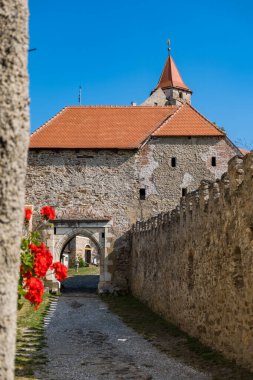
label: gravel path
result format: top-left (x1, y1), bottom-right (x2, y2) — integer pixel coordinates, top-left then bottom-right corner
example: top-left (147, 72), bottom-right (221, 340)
top-left (35, 277), bottom-right (211, 380)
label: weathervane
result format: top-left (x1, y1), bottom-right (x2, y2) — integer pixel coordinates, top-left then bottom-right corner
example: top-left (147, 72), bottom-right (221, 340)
top-left (78, 85), bottom-right (82, 105)
top-left (167, 38), bottom-right (171, 54)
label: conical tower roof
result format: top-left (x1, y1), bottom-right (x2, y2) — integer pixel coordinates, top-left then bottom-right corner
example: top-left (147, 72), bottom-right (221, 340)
top-left (153, 55), bottom-right (192, 93)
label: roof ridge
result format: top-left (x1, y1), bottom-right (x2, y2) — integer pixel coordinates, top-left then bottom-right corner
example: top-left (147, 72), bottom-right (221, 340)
top-left (31, 107), bottom-right (68, 137)
top-left (151, 103), bottom-right (184, 135)
top-left (186, 103), bottom-right (225, 135)
top-left (66, 105), bottom-right (175, 109)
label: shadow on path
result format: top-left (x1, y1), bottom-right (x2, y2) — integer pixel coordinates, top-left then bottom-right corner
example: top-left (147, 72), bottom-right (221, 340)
top-left (62, 274), bottom-right (99, 293)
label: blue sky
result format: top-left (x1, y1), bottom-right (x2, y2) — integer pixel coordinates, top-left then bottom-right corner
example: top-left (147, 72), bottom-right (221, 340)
top-left (29, 0), bottom-right (253, 148)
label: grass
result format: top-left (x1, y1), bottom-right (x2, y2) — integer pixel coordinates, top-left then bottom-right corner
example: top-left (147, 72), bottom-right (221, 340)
top-left (67, 265), bottom-right (100, 277)
top-left (15, 293), bottom-right (55, 380)
top-left (102, 294), bottom-right (253, 380)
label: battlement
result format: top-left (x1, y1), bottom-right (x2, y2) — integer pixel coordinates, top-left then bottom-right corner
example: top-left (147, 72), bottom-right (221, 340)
top-left (132, 153), bottom-right (253, 233)
top-left (130, 152), bottom-right (253, 371)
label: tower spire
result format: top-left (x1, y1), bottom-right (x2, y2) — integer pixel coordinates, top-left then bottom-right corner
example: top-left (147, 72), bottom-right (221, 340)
top-left (142, 40), bottom-right (192, 106)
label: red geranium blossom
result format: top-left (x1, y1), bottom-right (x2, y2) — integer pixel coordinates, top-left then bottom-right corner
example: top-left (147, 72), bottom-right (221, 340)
top-left (29, 242), bottom-right (46, 255)
top-left (52, 262), bottom-right (68, 281)
top-left (24, 208), bottom-right (32, 221)
top-left (29, 243), bottom-right (39, 254)
top-left (34, 251), bottom-right (53, 278)
top-left (25, 277), bottom-right (44, 309)
top-left (40, 206), bottom-right (56, 220)
top-left (29, 242), bottom-right (53, 278)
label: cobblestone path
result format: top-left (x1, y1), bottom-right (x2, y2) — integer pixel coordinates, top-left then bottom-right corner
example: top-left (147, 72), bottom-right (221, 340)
top-left (35, 276), bottom-right (210, 380)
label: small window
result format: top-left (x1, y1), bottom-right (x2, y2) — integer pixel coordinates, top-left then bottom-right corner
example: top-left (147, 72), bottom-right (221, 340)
top-left (211, 157), bottom-right (216, 166)
top-left (54, 227), bottom-right (56, 234)
top-left (101, 232), bottom-right (105, 239)
top-left (179, 92), bottom-right (183, 99)
top-left (171, 157), bottom-right (176, 167)
top-left (154, 102), bottom-right (158, 106)
top-left (182, 188), bottom-right (187, 197)
top-left (140, 188), bottom-right (146, 200)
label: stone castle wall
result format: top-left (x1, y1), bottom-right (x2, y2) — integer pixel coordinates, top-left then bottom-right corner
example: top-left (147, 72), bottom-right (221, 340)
top-left (130, 153), bottom-right (253, 370)
top-left (26, 136), bottom-right (238, 288)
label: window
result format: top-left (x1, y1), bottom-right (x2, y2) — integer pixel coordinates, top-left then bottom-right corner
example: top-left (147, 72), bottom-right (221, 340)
top-left (179, 92), bottom-right (183, 99)
top-left (101, 232), bottom-right (105, 239)
top-left (154, 102), bottom-right (158, 106)
top-left (139, 188), bottom-right (146, 200)
top-left (54, 227), bottom-right (56, 234)
top-left (182, 188), bottom-right (187, 197)
top-left (171, 157), bottom-right (176, 167)
top-left (211, 157), bottom-right (216, 166)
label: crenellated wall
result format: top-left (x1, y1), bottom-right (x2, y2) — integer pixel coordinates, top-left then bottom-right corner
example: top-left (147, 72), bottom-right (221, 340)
top-left (130, 153), bottom-right (253, 371)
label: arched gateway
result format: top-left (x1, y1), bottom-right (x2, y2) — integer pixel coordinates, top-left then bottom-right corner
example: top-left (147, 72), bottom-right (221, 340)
top-left (43, 218), bottom-right (113, 292)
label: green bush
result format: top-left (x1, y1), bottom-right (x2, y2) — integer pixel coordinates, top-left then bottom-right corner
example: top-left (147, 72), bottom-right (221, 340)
top-left (79, 257), bottom-right (85, 267)
top-left (79, 258), bottom-right (89, 267)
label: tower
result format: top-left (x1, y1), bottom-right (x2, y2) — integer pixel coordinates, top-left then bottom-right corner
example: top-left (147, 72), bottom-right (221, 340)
top-left (142, 40), bottom-right (192, 106)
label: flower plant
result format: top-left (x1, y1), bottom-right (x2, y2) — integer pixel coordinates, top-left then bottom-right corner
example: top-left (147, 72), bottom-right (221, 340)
top-left (19, 206), bottom-right (67, 310)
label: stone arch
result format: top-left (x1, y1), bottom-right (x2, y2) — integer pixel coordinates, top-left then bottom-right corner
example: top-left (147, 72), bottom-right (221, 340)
top-left (54, 228), bottom-right (102, 263)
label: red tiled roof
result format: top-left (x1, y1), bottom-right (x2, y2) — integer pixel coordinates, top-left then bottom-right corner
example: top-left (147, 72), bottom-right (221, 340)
top-left (239, 148), bottom-right (250, 155)
top-left (30, 106), bottom-right (177, 149)
top-left (153, 55), bottom-right (191, 93)
top-left (30, 104), bottom-right (225, 149)
top-left (152, 103), bottom-right (224, 137)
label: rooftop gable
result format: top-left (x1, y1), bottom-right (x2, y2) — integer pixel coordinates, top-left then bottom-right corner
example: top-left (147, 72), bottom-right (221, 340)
top-left (152, 103), bottom-right (224, 137)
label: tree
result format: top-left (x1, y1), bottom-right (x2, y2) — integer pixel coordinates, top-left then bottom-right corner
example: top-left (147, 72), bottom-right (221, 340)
top-left (0, 1), bottom-right (29, 379)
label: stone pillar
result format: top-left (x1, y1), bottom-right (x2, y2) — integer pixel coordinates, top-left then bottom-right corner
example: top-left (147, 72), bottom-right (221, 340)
top-left (98, 227), bottom-right (113, 293)
top-left (0, 1), bottom-right (29, 379)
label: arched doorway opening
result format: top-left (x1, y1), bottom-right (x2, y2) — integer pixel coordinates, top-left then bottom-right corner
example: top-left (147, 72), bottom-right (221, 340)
top-left (60, 236), bottom-right (100, 269)
top-left (59, 232), bottom-right (101, 292)
top-left (48, 220), bottom-right (113, 293)
top-left (85, 245), bottom-right (91, 264)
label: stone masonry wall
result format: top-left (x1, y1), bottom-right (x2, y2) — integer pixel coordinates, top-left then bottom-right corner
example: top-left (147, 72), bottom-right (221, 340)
top-left (130, 153), bottom-right (253, 371)
top-left (26, 136), bottom-right (238, 288)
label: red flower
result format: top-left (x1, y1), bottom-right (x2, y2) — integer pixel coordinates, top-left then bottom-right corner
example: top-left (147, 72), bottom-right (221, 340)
top-left (40, 206), bottom-right (56, 220)
top-left (34, 251), bottom-right (53, 278)
top-left (24, 208), bottom-right (32, 221)
top-left (30, 243), bottom-right (53, 278)
top-left (52, 262), bottom-right (68, 281)
top-left (25, 277), bottom-right (44, 309)
top-left (29, 242), bottom-right (46, 254)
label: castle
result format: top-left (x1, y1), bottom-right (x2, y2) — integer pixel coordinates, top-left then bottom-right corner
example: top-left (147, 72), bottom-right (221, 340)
top-left (26, 43), bottom-right (242, 291)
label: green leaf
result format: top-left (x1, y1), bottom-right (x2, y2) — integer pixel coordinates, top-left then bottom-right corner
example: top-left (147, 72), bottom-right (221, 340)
top-left (21, 252), bottom-right (34, 269)
top-left (21, 238), bottom-right (29, 251)
top-left (18, 298), bottom-right (24, 310)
